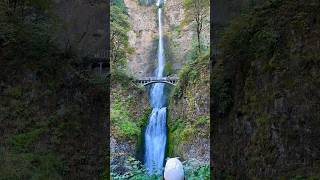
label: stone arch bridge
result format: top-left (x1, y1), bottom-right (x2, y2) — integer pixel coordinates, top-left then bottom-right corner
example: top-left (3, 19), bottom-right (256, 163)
top-left (134, 77), bottom-right (178, 86)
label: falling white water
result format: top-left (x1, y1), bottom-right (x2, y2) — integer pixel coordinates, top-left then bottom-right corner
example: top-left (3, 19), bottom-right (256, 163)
top-left (156, 8), bottom-right (164, 78)
top-left (144, 108), bottom-right (167, 174)
top-left (144, 0), bottom-right (167, 175)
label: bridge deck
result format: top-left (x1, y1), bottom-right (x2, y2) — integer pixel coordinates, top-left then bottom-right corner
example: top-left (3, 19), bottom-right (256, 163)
top-left (137, 77), bottom-right (178, 81)
top-left (134, 77), bottom-right (179, 86)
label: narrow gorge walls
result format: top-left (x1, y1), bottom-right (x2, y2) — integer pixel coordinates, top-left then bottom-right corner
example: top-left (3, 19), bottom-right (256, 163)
top-left (124, 0), bottom-right (209, 77)
top-left (111, 0), bottom-right (210, 178)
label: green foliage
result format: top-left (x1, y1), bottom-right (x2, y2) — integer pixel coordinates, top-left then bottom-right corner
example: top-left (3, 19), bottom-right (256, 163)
top-left (121, 120), bottom-right (140, 137)
top-left (111, 0), bottom-right (133, 70)
top-left (111, 98), bottom-right (140, 138)
top-left (164, 60), bottom-right (174, 76)
top-left (169, 118), bottom-right (192, 142)
top-left (195, 115), bottom-right (209, 126)
top-left (171, 116), bottom-right (208, 144)
top-left (112, 0), bottom-right (128, 13)
top-left (28, 0), bottom-right (52, 10)
top-left (111, 68), bottom-right (151, 141)
top-left (173, 51), bottom-right (209, 99)
top-left (212, 77), bottom-right (233, 115)
top-left (174, 25), bottom-right (182, 36)
top-left (168, 50), bottom-right (210, 157)
top-left (256, 116), bottom-right (268, 126)
top-left (172, 64), bottom-right (193, 98)
top-left (137, 107), bottom-right (152, 128)
top-left (290, 176), bottom-right (319, 180)
top-left (250, 30), bottom-right (278, 60)
top-left (180, 124), bottom-right (196, 141)
top-left (182, 0), bottom-right (209, 53)
top-left (183, 159), bottom-right (210, 180)
top-left (212, 0), bottom-right (319, 118)
top-left (4, 85), bottom-right (23, 98)
top-left (0, 1), bottom-right (108, 178)
top-left (167, 116), bottom-right (209, 157)
top-left (111, 157), bottom-right (160, 180)
top-left (112, 69), bottom-right (135, 86)
top-left (167, 118), bottom-right (185, 157)
top-left (111, 157), bottom-right (210, 180)
top-left (0, 151), bottom-right (64, 180)
top-left (185, 35), bottom-right (208, 62)
top-left (182, 0), bottom-right (210, 20)
top-left (9, 128), bottom-right (47, 153)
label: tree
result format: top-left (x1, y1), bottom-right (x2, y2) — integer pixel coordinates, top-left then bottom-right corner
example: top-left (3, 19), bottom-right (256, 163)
top-left (110, 0), bottom-right (133, 70)
top-left (183, 0), bottom-right (209, 53)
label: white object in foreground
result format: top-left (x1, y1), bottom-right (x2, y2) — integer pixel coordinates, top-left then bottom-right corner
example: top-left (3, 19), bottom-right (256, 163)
top-left (164, 157), bottom-right (184, 180)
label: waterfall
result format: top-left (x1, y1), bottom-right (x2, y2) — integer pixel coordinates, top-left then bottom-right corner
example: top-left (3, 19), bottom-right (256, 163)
top-left (144, 0), bottom-right (167, 175)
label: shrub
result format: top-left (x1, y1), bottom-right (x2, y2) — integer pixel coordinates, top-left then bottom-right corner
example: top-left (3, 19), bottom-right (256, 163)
top-left (111, 98), bottom-right (140, 138)
top-left (195, 116), bottom-right (209, 126)
top-left (183, 159), bottom-right (210, 180)
top-left (164, 61), bottom-right (174, 76)
top-left (111, 157), bottom-right (210, 180)
top-left (9, 128), bottom-right (47, 153)
top-left (172, 51), bottom-right (209, 99)
top-left (111, 157), bottom-right (160, 180)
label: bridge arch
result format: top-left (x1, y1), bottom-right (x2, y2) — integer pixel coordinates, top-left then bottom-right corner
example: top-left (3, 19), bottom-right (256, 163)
top-left (143, 81), bottom-right (176, 86)
top-left (134, 77), bottom-right (178, 86)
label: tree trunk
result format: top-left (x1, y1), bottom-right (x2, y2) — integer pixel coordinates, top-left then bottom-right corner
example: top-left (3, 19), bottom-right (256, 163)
top-left (197, 27), bottom-right (201, 54)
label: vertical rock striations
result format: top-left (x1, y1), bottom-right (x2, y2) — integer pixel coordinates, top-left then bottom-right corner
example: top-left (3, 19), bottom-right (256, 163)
top-left (124, 0), bottom-right (157, 78)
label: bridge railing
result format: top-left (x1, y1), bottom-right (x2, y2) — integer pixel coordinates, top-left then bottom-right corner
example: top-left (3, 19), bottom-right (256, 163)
top-left (137, 77), bottom-right (178, 81)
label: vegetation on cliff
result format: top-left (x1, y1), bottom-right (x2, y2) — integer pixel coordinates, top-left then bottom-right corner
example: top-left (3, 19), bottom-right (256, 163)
top-left (111, 70), bottom-right (151, 140)
top-left (111, 0), bottom-right (134, 70)
top-left (0, 0), bottom-right (107, 179)
top-left (213, 0), bottom-right (320, 178)
top-left (167, 49), bottom-right (210, 167)
top-left (182, 0), bottom-right (209, 53)
top-left (110, 70), bottom-right (152, 177)
top-left (110, 0), bottom-right (153, 177)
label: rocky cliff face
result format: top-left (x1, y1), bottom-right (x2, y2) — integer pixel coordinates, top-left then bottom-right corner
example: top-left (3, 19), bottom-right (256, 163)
top-left (110, 74), bottom-right (150, 174)
top-left (163, 0), bottom-right (210, 164)
top-left (52, 0), bottom-right (108, 56)
top-left (124, 0), bottom-right (158, 78)
top-left (165, 0), bottom-right (209, 71)
top-left (212, 0), bottom-right (263, 49)
top-left (125, 0), bottom-right (209, 77)
top-left (212, 0), bottom-right (320, 178)
top-left (0, 1), bottom-right (108, 178)
top-left (164, 0), bottom-right (193, 71)
top-left (167, 53), bottom-right (210, 164)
